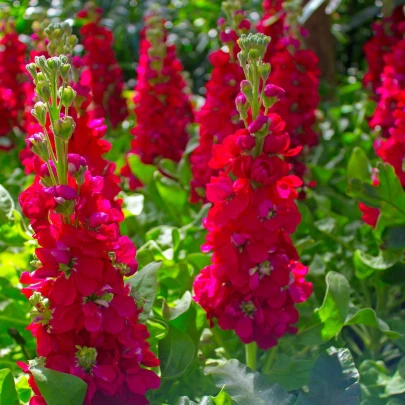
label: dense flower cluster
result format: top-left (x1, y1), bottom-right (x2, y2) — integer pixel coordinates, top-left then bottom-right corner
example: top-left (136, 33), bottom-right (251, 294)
top-left (77, 5), bottom-right (128, 128)
top-left (363, 6), bottom-right (405, 94)
top-left (190, 6), bottom-right (249, 203)
top-left (257, 1), bottom-right (320, 183)
top-left (360, 8), bottom-right (405, 226)
top-left (122, 11), bottom-right (193, 189)
top-left (0, 20), bottom-right (28, 149)
top-left (193, 34), bottom-right (312, 350)
top-left (18, 34), bottom-right (159, 405)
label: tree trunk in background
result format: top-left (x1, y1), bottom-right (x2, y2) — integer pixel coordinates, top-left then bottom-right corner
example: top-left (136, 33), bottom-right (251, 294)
top-left (304, 3), bottom-right (336, 87)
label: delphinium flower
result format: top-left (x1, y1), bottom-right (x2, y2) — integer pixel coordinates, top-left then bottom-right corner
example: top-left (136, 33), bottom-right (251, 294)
top-left (121, 7), bottom-right (194, 190)
top-left (363, 6), bottom-right (405, 95)
top-left (193, 33), bottom-right (312, 358)
top-left (257, 0), bottom-right (320, 186)
top-left (0, 12), bottom-right (28, 150)
top-left (190, 0), bottom-right (250, 203)
top-left (18, 35), bottom-right (160, 405)
top-left (77, 2), bottom-right (128, 128)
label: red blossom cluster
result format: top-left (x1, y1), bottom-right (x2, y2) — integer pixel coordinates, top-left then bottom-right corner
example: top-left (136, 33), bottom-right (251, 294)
top-left (363, 6), bottom-right (405, 94)
top-left (257, 1), bottom-right (320, 183)
top-left (122, 11), bottom-right (194, 189)
top-left (0, 20), bottom-right (28, 149)
top-left (360, 8), bottom-right (405, 227)
top-left (77, 4), bottom-right (128, 128)
top-left (193, 34), bottom-right (312, 350)
top-left (18, 31), bottom-right (159, 405)
top-left (190, 5), bottom-right (249, 203)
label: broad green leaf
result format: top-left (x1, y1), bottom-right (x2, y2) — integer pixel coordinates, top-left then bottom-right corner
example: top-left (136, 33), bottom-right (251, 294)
top-left (385, 358), bottom-right (405, 397)
top-left (347, 147), bottom-right (372, 183)
top-left (0, 369), bottom-right (19, 405)
top-left (205, 359), bottom-right (296, 405)
top-left (154, 172), bottom-right (188, 212)
top-left (30, 362), bottom-right (87, 405)
top-left (212, 389), bottom-right (233, 405)
top-left (127, 261), bottom-right (162, 323)
top-left (174, 390), bottom-right (231, 405)
top-left (159, 159), bottom-right (179, 180)
top-left (159, 327), bottom-right (196, 379)
top-left (382, 226), bottom-right (405, 249)
top-left (264, 353), bottom-right (314, 391)
top-left (359, 360), bottom-right (390, 404)
top-left (298, 272), bottom-right (350, 345)
top-left (345, 308), bottom-right (401, 339)
top-left (162, 291), bottom-right (192, 321)
top-left (296, 347), bottom-right (360, 405)
top-left (127, 154), bottom-right (156, 185)
top-left (0, 185), bottom-right (14, 224)
top-left (354, 249), bottom-right (403, 279)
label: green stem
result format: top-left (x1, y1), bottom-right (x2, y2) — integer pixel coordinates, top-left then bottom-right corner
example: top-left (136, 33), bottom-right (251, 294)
top-left (245, 342), bottom-right (257, 371)
top-left (254, 136), bottom-right (265, 158)
top-left (262, 346), bottom-right (278, 374)
top-left (251, 65), bottom-right (259, 120)
top-left (212, 327), bottom-right (231, 359)
top-left (46, 160), bottom-right (57, 186)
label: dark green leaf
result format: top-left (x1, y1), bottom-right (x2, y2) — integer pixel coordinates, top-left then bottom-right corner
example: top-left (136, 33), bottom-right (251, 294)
top-left (296, 347), bottom-right (360, 405)
top-left (127, 154), bottom-right (156, 185)
top-left (159, 327), bottom-right (196, 379)
top-left (162, 291), bottom-right (192, 321)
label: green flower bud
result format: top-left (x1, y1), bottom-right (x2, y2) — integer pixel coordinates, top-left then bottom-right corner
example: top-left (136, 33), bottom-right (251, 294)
top-left (240, 80), bottom-right (253, 101)
top-left (27, 132), bottom-right (49, 161)
top-left (52, 116), bottom-right (76, 140)
top-left (35, 81), bottom-right (51, 101)
top-left (258, 63), bottom-right (271, 81)
top-left (36, 72), bottom-right (46, 83)
top-left (68, 34), bottom-right (78, 48)
top-left (35, 55), bottom-right (47, 71)
top-left (237, 50), bottom-right (247, 68)
top-left (75, 346), bottom-right (97, 372)
top-left (248, 49), bottom-right (260, 61)
top-left (31, 102), bottom-right (47, 126)
top-left (58, 86), bottom-right (77, 107)
top-left (60, 64), bottom-right (71, 80)
top-left (60, 54), bottom-right (68, 64)
top-left (26, 63), bottom-right (38, 79)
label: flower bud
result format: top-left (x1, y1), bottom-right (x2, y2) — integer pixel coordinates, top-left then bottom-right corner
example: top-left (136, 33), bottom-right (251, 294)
top-left (89, 212), bottom-right (109, 229)
top-left (248, 48), bottom-right (260, 61)
top-left (58, 86), bottom-right (77, 107)
top-left (217, 17), bottom-right (226, 29)
top-left (75, 346), bottom-right (97, 372)
top-left (248, 115), bottom-right (269, 135)
top-left (26, 63), bottom-right (37, 79)
top-left (240, 80), bottom-right (253, 101)
top-left (34, 55), bottom-right (47, 71)
top-left (35, 81), bottom-right (51, 101)
top-left (258, 63), bottom-right (271, 81)
top-left (235, 92), bottom-right (249, 121)
top-left (31, 102), bottom-right (47, 126)
top-left (26, 132), bottom-right (49, 161)
top-left (52, 116), bottom-right (75, 140)
top-left (60, 54), bottom-right (68, 64)
top-left (237, 134), bottom-right (256, 151)
top-left (237, 50), bottom-right (247, 67)
top-left (60, 64), bottom-right (71, 80)
top-left (263, 84), bottom-right (285, 108)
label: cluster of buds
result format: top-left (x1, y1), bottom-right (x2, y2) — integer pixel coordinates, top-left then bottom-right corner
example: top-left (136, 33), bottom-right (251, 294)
top-left (193, 33), bottom-right (312, 350)
top-left (26, 53), bottom-right (77, 187)
top-left (44, 22), bottom-right (78, 57)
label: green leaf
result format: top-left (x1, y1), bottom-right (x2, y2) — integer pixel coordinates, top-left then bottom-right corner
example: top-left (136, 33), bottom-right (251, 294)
top-left (205, 359), bottom-right (296, 405)
top-left (298, 272), bottom-right (350, 345)
top-left (354, 249), bottom-right (403, 279)
top-left (174, 390), bottom-right (231, 405)
top-left (345, 308), bottom-right (401, 339)
top-left (264, 354), bottom-right (315, 391)
top-left (296, 347), bottom-right (360, 405)
top-left (127, 261), bottom-right (162, 323)
top-left (154, 172), bottom-right (188, 212)
top-left (127, 154), bottom-right (156, 185)
top-left (212, 389), bottom-right (233, 405)
top-left (30, 363), bottom-right (87, 405)
top-left (0, 185), bottom-right (14, 224)
top-left (385, 358), bottom-right (405, 397)
top-left (359, 360), bottom-right (390, 404)
top-left (159, 327), bottom-right (196, 379)
top-left (162, 291), bottom-right (192, 321)
top-left (0, 369), bottom-right (19, 405)
top-left (382, 226), bottom-right (405, 249)
top-left (347, 147), bottom-right (372, 183)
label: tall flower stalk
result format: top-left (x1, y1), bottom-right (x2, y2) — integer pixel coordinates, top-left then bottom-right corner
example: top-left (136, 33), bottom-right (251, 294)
top-left (193, 33), bottom-right (312, 367)
top-left (19, 25), bottom-right (160, 405)
top-left (190, 0), bottom-right (249, 203)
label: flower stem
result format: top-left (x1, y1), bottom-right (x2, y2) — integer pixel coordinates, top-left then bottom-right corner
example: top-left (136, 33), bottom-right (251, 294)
top-left (262, 346), bottom-right (277, 374)
top-left (245, 342), bottom-right (257, 371)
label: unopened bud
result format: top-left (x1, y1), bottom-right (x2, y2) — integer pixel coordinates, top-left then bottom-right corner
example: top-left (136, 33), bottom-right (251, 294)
top-left (258, 63), bottom-right (271, 81)
top-left (26, 63), bottom-right (37, 79)
top-left (35, 81), bottom-right (51, 101)
top-left (75, 346), bottom-right (97, 372)
top-left (31, 102), bottom-right (47, 126)
top-left (58, 86), bottom-right (77, 107)
top-left (235, 92), bottom-right (249, 121)
top-left (240, 80), bottom-right (253, 101)
top-left (248, 49), bottom-right (260, 61)
top-left (263, 84), bottom-right (285, 108)
top-left (52, 116), bottom-right (75, 140)
top-left (248, 115), bottom-right (269, 136)
top-left (26, 132), bottom-right (49, 161)
top-left (60, 64), bottom-right (71, 80)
